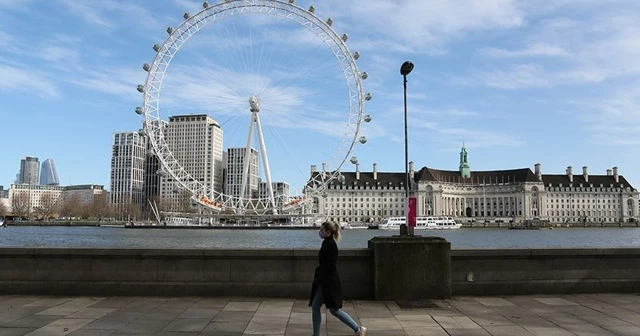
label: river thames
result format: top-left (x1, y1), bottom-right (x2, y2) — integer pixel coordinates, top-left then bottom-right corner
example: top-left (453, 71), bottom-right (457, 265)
top-left (2, 226), bottom-right (640, 249)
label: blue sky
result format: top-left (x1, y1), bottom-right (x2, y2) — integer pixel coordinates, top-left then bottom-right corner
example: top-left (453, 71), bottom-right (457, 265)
top-left (1, 0), bottom-right (639, 193)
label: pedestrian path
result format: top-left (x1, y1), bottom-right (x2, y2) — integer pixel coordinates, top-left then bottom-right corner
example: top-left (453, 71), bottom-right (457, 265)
top-left (1, 293), bottom-right (639, 335)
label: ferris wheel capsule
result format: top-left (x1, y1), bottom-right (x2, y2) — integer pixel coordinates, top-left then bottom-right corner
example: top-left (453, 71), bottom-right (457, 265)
top-left (364, 114), bottom-right (372, 122)
top-left (166, 26), bottom-right (173, 34)
top-left (338, 174), bottom-right (346, 183)
top-left (183, 12), bottom-right (190, 20)
top-left (153, 44), bottom-right (160, 52)
top-left (138, 128), bottom-right (145, 136)
top-left (364, 93), bottom-right (372, 101)
top-left (322, 191), bottom-right (328, 197)
top-left (136, 85), bottom-right (144, 93)
top-left (341, 34), bottom-right (348, 42)
top-left (353, 52), bottom-right (360, 60)
top-left (288, 0), bottom-right (294, 3)
top-left (157, 169), bottom-right (167, 177)
top-left (142, 63), bottom-right (151, 72)
top-left (326, 18), bottom-right (333, 26)
top-left (135, 107), bottom-right (143, 115)
top-left (350, 156), bottom-right (358, 165)
top-left (202, 1), bottom-right (210, 8)
top-left (360, 72), bottom-right (368, 80)
top-left (359, 136), bottom-right (367, 144)
top-left (308, 6), bottom-right (315, 13)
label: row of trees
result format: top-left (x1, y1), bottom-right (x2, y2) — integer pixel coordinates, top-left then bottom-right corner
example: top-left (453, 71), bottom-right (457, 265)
top-left (6, 192), bottom-right (114, 220)
top-left (0, 190), bottom-right (199, 221)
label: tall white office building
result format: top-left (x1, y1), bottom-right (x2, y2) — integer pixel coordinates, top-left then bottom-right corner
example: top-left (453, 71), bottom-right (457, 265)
top-left (110, 132), bottom-right (147, 218)
top-left (225, 147), bottom-right (259, 200)
top-left (159, 114), bottom-right (224, 212)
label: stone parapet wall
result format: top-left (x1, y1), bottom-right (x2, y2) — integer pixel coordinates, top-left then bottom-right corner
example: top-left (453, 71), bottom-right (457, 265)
top-left (452, 249), bottom-right (640, 295)
top-left (0, 246), bottom-right (639, 298)
top-left (0, 248), bottom-right (372, 298)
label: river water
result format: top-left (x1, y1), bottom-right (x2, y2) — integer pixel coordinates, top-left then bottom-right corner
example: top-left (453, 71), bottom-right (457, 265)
top-left (2, 226), bottom-right (640, 249)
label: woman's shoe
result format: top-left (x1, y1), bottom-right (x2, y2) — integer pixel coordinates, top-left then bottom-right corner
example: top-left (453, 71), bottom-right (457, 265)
top-left (356, 326), bottom-right (367, 336)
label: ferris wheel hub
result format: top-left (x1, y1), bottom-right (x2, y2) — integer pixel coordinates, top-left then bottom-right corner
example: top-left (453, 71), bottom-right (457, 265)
top-left (249, 96), bottom-right (260, 113)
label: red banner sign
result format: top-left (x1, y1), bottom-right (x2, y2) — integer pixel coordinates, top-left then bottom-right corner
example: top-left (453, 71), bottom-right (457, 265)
top-left (408, 197), bottom-right (417, 227)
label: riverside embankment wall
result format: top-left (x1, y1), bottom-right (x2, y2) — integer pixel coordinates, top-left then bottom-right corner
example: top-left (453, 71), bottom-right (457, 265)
top-left (0, 247), bottom-right (638, 298)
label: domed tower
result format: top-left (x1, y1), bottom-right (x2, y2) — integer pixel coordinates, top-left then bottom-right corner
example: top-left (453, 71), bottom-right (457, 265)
top-left (459, 143), bottom-right (471, 178)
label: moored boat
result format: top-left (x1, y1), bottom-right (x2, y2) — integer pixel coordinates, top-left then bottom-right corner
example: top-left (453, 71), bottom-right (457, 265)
top-left (378, 216), bottom-right (461, 230)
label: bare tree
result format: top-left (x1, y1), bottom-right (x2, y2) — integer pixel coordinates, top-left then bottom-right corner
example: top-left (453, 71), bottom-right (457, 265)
top-left (179, 190), bottom-right (196, 214)
top-left (86, 193), bottom-right (111, 220)
top-left (34, 193), bottom-right (59, 219)
top-left (0, 201), bottom-right (6, 217)
top-left (11, 192), bottom-right (30, 218)
top-left (59, 194), bottom-right (82, 219)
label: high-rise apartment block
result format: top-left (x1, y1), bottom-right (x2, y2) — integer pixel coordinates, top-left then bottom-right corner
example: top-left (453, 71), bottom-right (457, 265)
top-left (110, 132), bottom-right (146, 217)
top-left (160, 114), bottom-right (224, 212)
top-left (40, 158), bottom-right (60, 185)
top-left (143, 120), bottom-right (167, 210)
top-left (225, 147), bottom-right (259, 200)
top-left (18, 156), bottom-right (39, 185)
top-left (258, 181), bottom-right (290, 208)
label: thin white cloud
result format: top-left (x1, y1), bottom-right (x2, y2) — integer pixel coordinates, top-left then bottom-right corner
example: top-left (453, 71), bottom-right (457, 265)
top-left (455, 64), bottom-right (551, 90)
top-left (0, 63), bottom-right (59, 98)
top-left (327, 0), bottom-right (525, 54)
top-left (580, 85), bottom-right (640, 145)
top-left (481, 43), bottom-right (571, 58)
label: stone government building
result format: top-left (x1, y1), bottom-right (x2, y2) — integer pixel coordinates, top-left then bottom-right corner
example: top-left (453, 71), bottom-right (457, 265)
top-left (313, 146), bottom-right (639, 225)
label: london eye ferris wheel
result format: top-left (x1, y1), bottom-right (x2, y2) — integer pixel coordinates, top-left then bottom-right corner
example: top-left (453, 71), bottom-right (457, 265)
top-left (135, 0), bottom-right (372, 215)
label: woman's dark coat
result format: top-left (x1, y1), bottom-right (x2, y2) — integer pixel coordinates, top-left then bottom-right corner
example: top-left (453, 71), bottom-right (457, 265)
top-left (308, 236), bottom-right (343, 309)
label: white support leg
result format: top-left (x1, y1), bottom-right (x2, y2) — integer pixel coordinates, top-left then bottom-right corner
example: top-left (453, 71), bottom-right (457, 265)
top-left (240, 114), bottom-right (255, 210)
top-left (254, 113), bottom-right (276, 211)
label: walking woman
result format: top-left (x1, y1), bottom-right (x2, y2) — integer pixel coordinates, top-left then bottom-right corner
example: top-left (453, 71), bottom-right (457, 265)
top-left (309, 221), bottom-right (367, 336)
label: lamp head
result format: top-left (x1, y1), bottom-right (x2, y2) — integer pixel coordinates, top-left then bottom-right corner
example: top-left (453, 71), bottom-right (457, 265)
top-left (400, 61), bottom-right (414, 76)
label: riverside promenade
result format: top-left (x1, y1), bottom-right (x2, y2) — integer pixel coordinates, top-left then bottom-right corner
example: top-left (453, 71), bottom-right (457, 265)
top-left (1, 294), bottom-right (640, 336)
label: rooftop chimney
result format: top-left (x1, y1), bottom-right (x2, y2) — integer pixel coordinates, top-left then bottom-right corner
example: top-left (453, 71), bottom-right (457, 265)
top-left (310, 165), bottom-right (317, 173)
top-left (322, 162), bottom-right (326, 173)
top-left (356, 162), bottom-right (360, 180)
top-left (373, 163), bottom-right (378, 180)
top-left (582, 166), bottom-right (588, 183)
top-left (613, 167), bottom-right (619, 183)
top-left (409, 161), bottom-right (415, 180)
top-left (534, 163), bottom-right (541, 181)
top-left (607, 169), bottom-right (612, 176)
top-left (567, 166), bottom-right (573, 183)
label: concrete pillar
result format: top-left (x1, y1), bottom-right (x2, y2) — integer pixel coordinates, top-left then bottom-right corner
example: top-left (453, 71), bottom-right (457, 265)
top-left (368, 236), bottom-right (451, 300)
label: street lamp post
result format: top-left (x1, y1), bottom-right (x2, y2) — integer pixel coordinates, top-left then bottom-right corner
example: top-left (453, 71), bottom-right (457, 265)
top-left (401, 61), bottom-right (414, 236)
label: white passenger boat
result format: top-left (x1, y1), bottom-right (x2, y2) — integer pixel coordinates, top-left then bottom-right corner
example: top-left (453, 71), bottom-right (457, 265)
top-left (379, 216), bottom-right (462, 230)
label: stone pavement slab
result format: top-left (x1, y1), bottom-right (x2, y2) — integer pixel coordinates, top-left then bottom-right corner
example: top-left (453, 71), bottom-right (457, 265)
top-left (0, 294), bottom-right (638, 335)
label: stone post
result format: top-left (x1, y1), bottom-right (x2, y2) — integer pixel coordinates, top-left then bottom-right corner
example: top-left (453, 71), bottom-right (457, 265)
top-left (368, 236), bottom-right (451, 300)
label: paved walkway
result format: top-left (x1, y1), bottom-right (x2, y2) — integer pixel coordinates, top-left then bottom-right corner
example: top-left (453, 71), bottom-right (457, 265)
top-left (1, 294), bottom-right (640, 335)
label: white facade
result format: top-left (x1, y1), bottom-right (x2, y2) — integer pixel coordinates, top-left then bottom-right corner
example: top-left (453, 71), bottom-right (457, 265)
top-left (225, 147), bottom-right (259, 200)
top-left (110, 132), bottom-right (146, 214)
top-left (160, 114), bottom-right (224, 212)
top-left (313, 157), bottom-right (639, 225)
top-left (7, 184), bottom-right (107, 217)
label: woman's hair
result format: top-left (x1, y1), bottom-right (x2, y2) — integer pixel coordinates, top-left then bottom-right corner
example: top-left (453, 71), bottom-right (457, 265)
top-left (321, 221), bottom-right (342, 241)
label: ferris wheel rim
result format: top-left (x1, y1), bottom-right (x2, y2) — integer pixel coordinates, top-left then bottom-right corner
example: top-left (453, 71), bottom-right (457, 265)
top-left (140, 0), bottom-right (368, 214)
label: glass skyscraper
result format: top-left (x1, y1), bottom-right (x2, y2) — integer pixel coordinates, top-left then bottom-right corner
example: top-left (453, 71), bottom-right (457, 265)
top-left (40, 158), bottom-right (60, 186)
